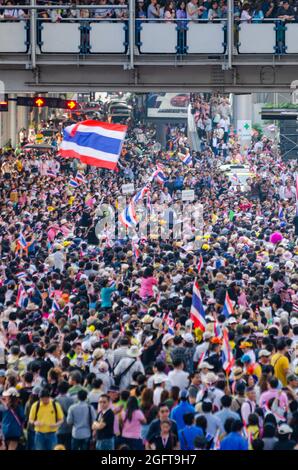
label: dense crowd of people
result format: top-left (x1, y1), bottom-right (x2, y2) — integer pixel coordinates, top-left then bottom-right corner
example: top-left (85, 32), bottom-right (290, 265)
top-left (0, 92), bottom-right (298, 452)
top-left (1, 0), bottom-right (298, 22)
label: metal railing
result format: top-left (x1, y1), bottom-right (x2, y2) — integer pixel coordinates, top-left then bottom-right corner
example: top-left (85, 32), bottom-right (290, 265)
top-left (0, 6), bottom-right (298, 68)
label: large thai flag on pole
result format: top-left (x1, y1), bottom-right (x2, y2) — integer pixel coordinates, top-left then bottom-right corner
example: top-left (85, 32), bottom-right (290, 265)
top-left (59, 120), bottom-right (127, 171)
top-left (190, 280), bottom-right (206, 332)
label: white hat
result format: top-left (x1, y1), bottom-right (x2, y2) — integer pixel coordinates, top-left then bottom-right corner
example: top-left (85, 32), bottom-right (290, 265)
top-left (92, 348), bottom-right (105, 360)
top-left (127, 345), bottom-right (142, 358)
top-left (203, 331), bottom-right (214, 340)
top-left (227, 317), bottom-right (237, 325)
top-left (152, 317), bottom-right (163, 330)
top-left (290, 317), bottom-right (298, 327)
top-left (2, 387), bottom-right (20, 397)
top-left (278, 424), bottom-right (293, 435)
top-left (198, 361), bottom-right (214, 370)
top-left (183, 333), bottom-right (195, 343)
top-left (162, 333), bottom-right (174, 345)
top-left (258, 349), bottom-right (271, 358)
top-left (203, 372), bottom-right (218, 385)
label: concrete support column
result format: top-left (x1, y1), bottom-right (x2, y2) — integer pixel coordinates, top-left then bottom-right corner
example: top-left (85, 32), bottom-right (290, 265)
top-left (9, 93), bottom-right (17, 149)
top-left (233, 94), bottom-right (252, 148)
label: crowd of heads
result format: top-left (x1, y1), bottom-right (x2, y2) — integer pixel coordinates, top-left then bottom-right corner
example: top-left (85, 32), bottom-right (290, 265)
top-left (0, 92), bottom-right (298, 451)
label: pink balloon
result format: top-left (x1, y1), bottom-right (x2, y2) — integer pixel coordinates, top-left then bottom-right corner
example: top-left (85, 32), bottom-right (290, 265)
top-left (270, 232), bottom-right (283, 244)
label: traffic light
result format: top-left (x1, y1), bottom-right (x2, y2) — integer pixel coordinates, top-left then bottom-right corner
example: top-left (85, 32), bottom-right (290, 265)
top-left (16, 96), bottom-right (78, 110)
top-left (65, 100), bottom-right (78, 111)
top-left (34, 97), bottom-right (46, 108)
top-left (0, 94), bottom-right (8, 112)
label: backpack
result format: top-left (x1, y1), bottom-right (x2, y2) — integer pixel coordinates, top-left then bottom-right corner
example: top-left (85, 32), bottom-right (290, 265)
top-left (113, 359), bottom-right (136, 387)
top-left (34, 399), bottom-right (58, 422)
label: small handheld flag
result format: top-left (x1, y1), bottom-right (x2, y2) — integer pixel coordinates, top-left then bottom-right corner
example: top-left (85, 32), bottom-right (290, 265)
top-left (190, 281), bottom-right (206, 332)
top-left (222, 292), bottom-right (234, 318)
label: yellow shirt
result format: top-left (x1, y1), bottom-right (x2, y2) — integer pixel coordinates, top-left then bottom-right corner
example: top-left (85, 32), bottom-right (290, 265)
top-left (29, 399), bottom-right (64, 433)
top-left (271, 353), bottom-right (289, 387)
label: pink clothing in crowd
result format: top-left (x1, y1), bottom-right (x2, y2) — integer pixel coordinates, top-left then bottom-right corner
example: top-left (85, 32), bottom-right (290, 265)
top-left (139, 276), bottom-right (157, 300)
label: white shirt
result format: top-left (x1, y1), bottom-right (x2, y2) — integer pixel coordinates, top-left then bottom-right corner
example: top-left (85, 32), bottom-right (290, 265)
top-left (168, 369), bottom-right (190, 390)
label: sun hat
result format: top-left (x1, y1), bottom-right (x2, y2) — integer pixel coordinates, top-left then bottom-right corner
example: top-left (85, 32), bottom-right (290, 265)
top-left (198, 361), bottom-right (214, 370)
top-left (92, 348), bottom-right (105, 360)
top-left (162, 333), bottom-right (174, 345)
top-left (141, 315), bottom-right (154, 324)
top-left (2, 387), bottom-right (20, 397)
top-left (127, 345), bottom-right (142, 358)
top-left (202, 372), bottom-right (218, 385)
top-left (233, 367), bottom-right (244, 380)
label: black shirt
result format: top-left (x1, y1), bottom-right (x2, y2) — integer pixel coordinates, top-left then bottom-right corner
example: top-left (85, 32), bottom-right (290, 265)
top-left (147, 419), bottom-right (178, 443)
top-left (277, 6), bottom-right (295, 17)
top-left (149, 433), bottom-right (178, 450)
top-left (96, 408), bottom-right (115, 440)
top-left (273, 439), bottom-right (296, 450)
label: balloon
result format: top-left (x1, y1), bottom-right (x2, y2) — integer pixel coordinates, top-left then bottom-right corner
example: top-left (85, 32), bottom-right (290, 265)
top-left (269, 232), bottom-right (283, 244)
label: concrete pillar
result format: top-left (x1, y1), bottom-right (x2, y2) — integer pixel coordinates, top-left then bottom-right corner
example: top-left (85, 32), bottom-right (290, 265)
top-left (9, 93), bottom-right (17, 149)
top-left (17, 105), bottom-right (29, 134)
top-left (233, 94), bottom-right (252, 148)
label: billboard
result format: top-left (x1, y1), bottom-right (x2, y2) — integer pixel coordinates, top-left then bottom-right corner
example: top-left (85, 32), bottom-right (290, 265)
top-left (147, 93), bottom-right (190, 119)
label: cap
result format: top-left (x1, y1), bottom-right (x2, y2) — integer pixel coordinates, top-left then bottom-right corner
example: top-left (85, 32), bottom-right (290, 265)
top-left (0, 369), bottom-right (6, 377)
top-left (278, 424), bottom-right (293, 435)
top-left (162, 333), bottom-right (174, 345)
top-left (258, 349), bottom-right (271, 358)
top-left (183, 333), bottom-right (195, 343)
top-left (198, 361), bottom-right (214, 370)
top-left (227, 317), bottom-right (237, 325)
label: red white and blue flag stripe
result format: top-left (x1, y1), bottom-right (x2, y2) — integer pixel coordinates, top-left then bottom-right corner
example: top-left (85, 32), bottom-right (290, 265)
top-left (197, 254), bottom-right (204, 274)
top-left (60, 120), bottom-right (127, 170)
top-left (151, 168), bottom-right (167, 185)
top-left (165, 311), bottom-right (175, 335)
top-left (190, 281), bottom-right (206, 332)
top-left (182, 153), bottom-right (192, 166)
top-left (18, 233), bottom-right (28, 250)
top-left (222, 292), bottom-right (234, 318)
top-left (16, 283), bottom-right (28, 308)
top-left (132, 242), bottom-right (141, 259)
top-left (75, 172), bottom-right (86, 184)
top-left (51, 298), bottom-right (60, 314)
top-left (133, 186), bottom-right (150, 205)
top-left (119, 203), bottom-right (138, 228)
top-left (278, 205), bottom-right (284, 219)
top-left (69, 178), bottom-right (79, 188)
top-left (222, 328), bottom-right (235, 374)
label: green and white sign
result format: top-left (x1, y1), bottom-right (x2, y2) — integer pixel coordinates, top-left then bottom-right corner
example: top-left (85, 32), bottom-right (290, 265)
top-left (237, 120), bottom-right (252, 139)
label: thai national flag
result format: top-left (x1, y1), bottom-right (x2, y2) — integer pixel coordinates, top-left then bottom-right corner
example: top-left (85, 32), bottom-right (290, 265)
top-left (165, 311), bottom-right (175, 334)
top-left (16, 272), bottom-right (26, 279)
top-left (16, 283), bottom-right (28, 308)
top-left (222, 328), bottom-right (235, 374)
top-left (190, 280), bottom-right (206, 332)
top-left (214, 321), bottom-right (222, 338)
top-left (46, 169), bottom-right (57, 177)
top-left (197, 351), bottom-right (206, 368)
top-left (182, 153), bottom-right (192, 166)
top-left (59, 120), bottom-right (127, 170)
top-left (278, 206), bottom-right (284, 219)
top-left (151, 168), bottom-right (167, 185)
top-left (75, 172), bottom-right (86, 184)
top-left (222, 292), bottom-right (234, 318)
top-left (69, 178), bottom-right (79, 188)
top-left (18, 233), bottom-right (28, 250)
top-left (51, 298), bottom-right (60, 314)
top-left (132, 242), bottom-right (141, 259)
top-left (119, 203), bottom-right (138, 228)
top-left (197, 254), bottom-right (204, 274)
top-left (133, 186), bottom-right (149, 205)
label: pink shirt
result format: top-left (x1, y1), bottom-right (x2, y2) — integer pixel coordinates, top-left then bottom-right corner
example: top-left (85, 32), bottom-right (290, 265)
top-left (121, 409), bottom-right (146, 439)
top-left (259, 390), bottom-right (288, 410)
top-left (139, 277), bottom-right (157, 300)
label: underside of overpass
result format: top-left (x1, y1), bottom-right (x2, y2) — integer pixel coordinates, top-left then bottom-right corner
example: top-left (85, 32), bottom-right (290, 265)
top-left (1, 59), bottom-right (298, 93)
